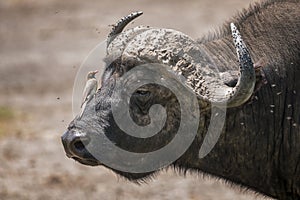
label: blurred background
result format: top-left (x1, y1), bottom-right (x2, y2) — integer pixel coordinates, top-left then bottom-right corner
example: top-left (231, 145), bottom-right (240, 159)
top-left (0, 0), bottom-right (269, 199)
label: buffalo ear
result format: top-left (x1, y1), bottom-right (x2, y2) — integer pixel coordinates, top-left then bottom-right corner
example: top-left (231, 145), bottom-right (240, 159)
top-left (254, 57), bottom-right (267, 71)
top-left (219, 71), bottom-right (239, 87)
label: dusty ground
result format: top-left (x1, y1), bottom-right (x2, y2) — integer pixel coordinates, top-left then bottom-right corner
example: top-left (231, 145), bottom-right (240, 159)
top-left (0, 0), bottom-right (272, 199)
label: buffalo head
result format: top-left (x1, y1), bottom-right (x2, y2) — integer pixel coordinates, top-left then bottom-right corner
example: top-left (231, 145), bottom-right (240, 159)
top-left (61, 11), bottom-right (255, 181)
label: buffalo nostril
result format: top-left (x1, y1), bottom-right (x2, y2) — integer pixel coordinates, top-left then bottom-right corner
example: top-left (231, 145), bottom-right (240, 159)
top-left (74, 140), bottom-right (85, 151)
top-left (71, 136), bottom-right (90, 152)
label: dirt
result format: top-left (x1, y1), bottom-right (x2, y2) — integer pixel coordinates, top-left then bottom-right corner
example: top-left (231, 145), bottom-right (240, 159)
top-left (0, 0), bottom-right (272, 199)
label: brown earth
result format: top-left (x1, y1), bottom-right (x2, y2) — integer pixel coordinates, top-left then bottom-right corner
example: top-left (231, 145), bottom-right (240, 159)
top-left (0, 0), bottom-right (273, 199)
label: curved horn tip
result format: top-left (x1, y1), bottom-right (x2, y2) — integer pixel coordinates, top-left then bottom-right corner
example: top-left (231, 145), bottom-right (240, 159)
top-left (131, 11), bottom-right (143, 16)
top-left (114, 11), bottom-right (143, 31)
top-left (107, 11), bottom-right (144, 48)
top-left (121, 11), bottom-right (143, 22)
top-left (230, 23), bottom-right (236, 32)
top-left (230, 22), bottom-right (252, 61)
top-left (230, 23), bottom-right (241, 44)
top-left (225, 22), bottom-right (255, 107)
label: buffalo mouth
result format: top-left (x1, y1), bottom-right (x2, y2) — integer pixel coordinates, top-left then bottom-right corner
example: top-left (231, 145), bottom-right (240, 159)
top-left (71, 156), bottom-right (100, 166)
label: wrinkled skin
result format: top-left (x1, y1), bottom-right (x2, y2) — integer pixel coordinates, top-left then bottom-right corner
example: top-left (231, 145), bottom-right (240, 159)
top-left (62, 0), bottom-right (300, 199)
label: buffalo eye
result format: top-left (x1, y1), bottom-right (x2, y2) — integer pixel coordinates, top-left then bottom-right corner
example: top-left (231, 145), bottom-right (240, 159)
top-left (129, 89), bottom-right (153, 125)
top-left (134, 89), bottom-right (150, 97)
top-left (132, 89), bottom-right (152, 106)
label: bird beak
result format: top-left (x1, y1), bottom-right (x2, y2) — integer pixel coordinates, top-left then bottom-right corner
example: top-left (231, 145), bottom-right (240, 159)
top-left (94, 70), bottom-right (99, 74)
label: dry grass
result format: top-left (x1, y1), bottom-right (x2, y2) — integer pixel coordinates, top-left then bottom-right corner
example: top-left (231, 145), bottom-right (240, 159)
top-left (0, 106), bottom-right (15, 138)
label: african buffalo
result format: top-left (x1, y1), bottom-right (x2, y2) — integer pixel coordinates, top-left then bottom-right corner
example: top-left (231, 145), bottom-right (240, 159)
top-left (61, 0), bottom-right (300, 199)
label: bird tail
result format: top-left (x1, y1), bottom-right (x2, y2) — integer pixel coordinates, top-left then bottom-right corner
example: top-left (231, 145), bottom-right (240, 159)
top-left (80, 98), bottom-right (86, 108)
top-left (79, 101), bottom-right (87, 118)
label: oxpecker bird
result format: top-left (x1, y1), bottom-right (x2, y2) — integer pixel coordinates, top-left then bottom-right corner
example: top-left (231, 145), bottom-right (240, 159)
top-left (79, 70), bottom-right (98, 118)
